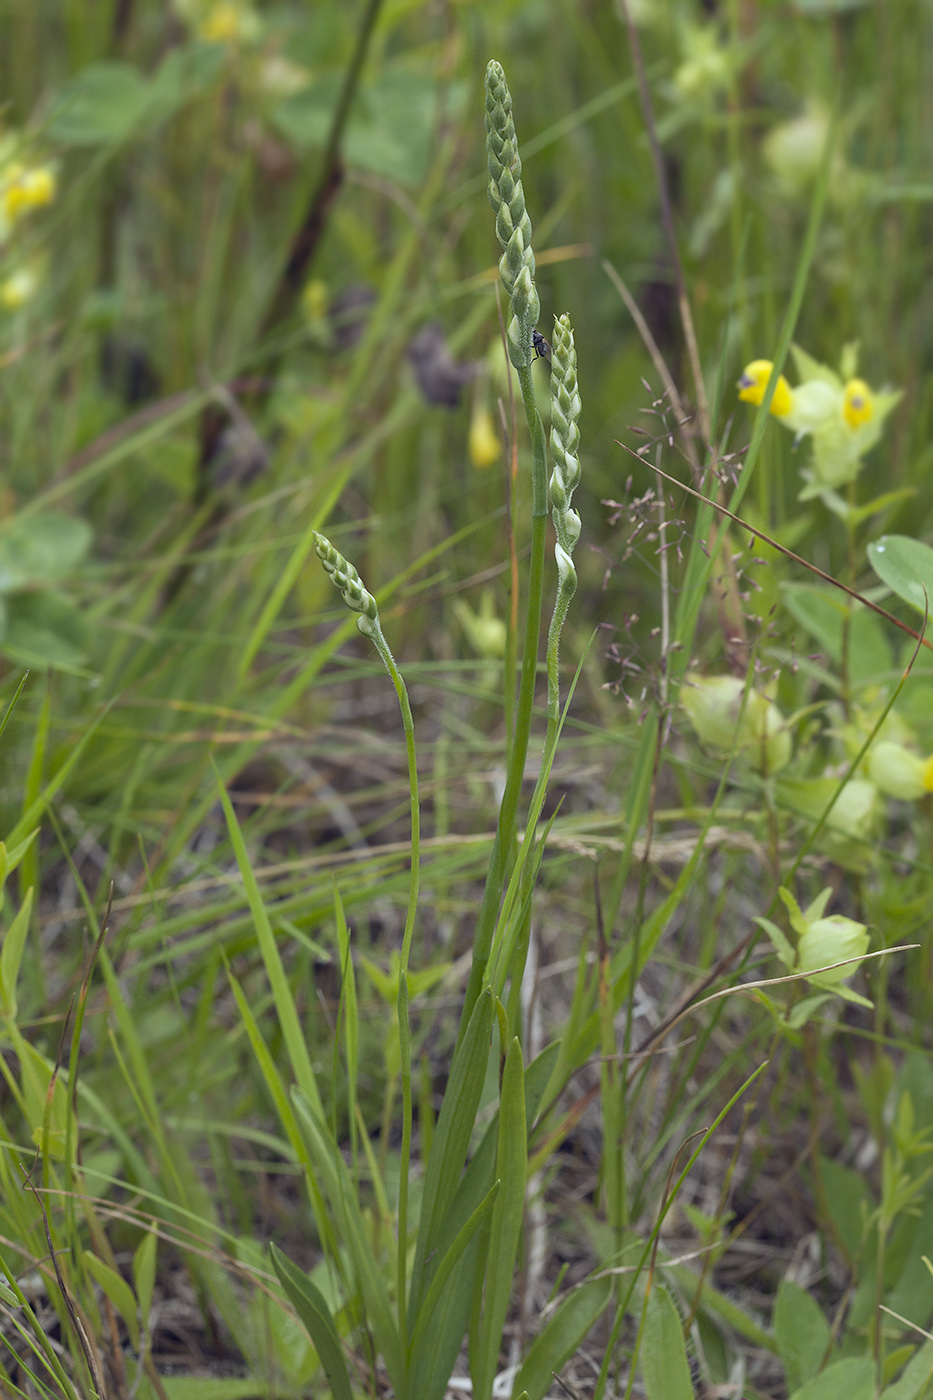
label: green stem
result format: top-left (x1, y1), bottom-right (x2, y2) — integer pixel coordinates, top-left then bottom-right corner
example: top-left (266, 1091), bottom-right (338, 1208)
top-left (457, 360), bottom-right (549, 1047)
top-left (546, 578), bottom-right (576, 745)
top-left (368, 620), bottom-right (420, 1343)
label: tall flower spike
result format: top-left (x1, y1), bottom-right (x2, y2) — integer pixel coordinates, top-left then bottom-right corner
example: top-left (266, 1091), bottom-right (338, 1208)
top-left (484, 60), bottom-right (539, 368)
top-left (312, 531), bottom-right (379, 637)
top-left (549, 314), bottom-right (582, 584)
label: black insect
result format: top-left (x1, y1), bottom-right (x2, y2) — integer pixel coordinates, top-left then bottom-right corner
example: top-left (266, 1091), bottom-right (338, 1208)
top-left (532, 329), bottom-right (552, 362)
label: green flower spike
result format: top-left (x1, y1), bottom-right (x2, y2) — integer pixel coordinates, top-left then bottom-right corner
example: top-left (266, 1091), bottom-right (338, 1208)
top-left (549, 313), bottom-right (582, 575)
top-left (545, 313), bottom-right (582, 729)
top-left (484, 59), bottom-right (540, 368)
top-left (312, 531), bottom-right (379, 638)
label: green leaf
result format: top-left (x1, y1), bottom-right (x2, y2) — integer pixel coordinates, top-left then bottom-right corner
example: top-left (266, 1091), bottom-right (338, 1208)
top-left (819, 1157), bottom-right (872, 1261)
top-left (642, 1285), bottom-right (693, 1400)
top-left (774, 1280), bottom-right (831, 1391)
top-left (408, 1180), bottom-right (500, 1365)
top-left (782, 584), bottom-right (893, 682)
top-left (880, 1339), bottom-right (933, 1400)
top-left (0, 830), bottom-right (39, 900)
top-left (83, 1251), bottom-right (139, 1350)
top-left (868, 535), bottom-right (933, 615)
top-left (47, 62), bottom-right (151, 147)
top-left (215, 768), bottom-right (324, 1119)
top-left (787, 992), bottom-right (833, 1028)
top-left (789, 1356), bottom-right (875, 1400)
top-left (473, 1035), bottom-right (527, 1400)
top-left (136, 1380), bottom-right (267, 1400)
top-left (0, 513), bottom-right (91, 593)
top-left (272, 67), bottom-right (437, 185)
top-left (2, 592), bottom-right (89, 673)
top-left (148, 43), bottom-right (227, 122)
top-left (133, 1231), bottom-right (157, 1333)
top-left (408, 987), bottom-right (494, 1322)
top-left (513, 1276), bottom-right (612, 1400)
top-left (0, 887), bottom-right (34, 1020)
top-left (755, 916), bottom-right (795, 969)
top-left (270, 1244), bottom-right (352, 1400)
top-left (291, 1090), bottom-right (404, 1392)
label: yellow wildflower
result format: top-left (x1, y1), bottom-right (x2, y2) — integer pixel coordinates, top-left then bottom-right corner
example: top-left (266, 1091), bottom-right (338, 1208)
top-left (1, 163), bottom-right (56, 228)
top-left (738, 344), bottom-right (901, 498)
top-left (198, 2), bottom-right (259, 42)
top-left (469, 403), bottom-right (501, 469)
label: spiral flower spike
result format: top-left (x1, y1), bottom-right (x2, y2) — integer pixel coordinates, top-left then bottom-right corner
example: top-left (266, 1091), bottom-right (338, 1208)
top-left (484, 60), bottom-right (540, 368)
top-left (545, 314), bottom-right (582, 729)
top-left (312, 531), bottom-right (379, 638)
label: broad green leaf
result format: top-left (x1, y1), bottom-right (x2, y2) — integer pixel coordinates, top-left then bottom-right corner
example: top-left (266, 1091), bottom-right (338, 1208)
top-left (83, 1251), bottom-right (139, 1350)
top-left (642, 1285), bottom-right (693, 1400)
top-left (868, 535), bottom-right (933, 615)
top-left (473, 1035), bottom-right (526, 1400)
top-left (408, 1180), bottom-right (500, 1365)
top-left (790, 1356), bottom-right (875, 1400)
top-left (271, 1244), bottom-right (351, 1400)
top-left (818, 1157), bottom-right (872, 1261)
top-left (47, 62), bottom-right (150, 146)
top-left (2, 592), bottom-right (89, 672)
top-left (0, 513), bottom-right (91, 593)
top-left (513, 1276), bottom-right (612, 1400)
top-left (147, 43), bottom-right (227, 123)
top-left (133, 1231), bottom-right (157, 1332)
top-left (881, 1340), bottom-right (933, 1400)
top-left (272, 67), bottom-right (437, 185)
top-left (0, 887), bottom-right (34, 1020)
top-left (782, 584), bottom-right (892, 682)
top-left (774, 1280), bottom-right (831, 1391)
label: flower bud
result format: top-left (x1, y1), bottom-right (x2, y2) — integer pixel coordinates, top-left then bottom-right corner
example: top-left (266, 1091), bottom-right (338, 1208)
top-left (682, 674), bottom-right (792, 775)
top-left (867, 741), bottom-right (933, 801)
top-left (798, 914), bottom-right (869, 988)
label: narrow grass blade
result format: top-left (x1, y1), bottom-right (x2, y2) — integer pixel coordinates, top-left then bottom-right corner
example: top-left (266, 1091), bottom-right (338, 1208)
top-left (292, 1088), bottom-right (405, 1392)
top-left (271, 1244), bottom-right (353, 1400)
top-left (215, 765), bottom-right (324, 1118)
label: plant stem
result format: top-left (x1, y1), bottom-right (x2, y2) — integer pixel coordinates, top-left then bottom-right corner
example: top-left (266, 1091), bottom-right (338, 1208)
top-left (457, 360), bottom-right (548, 1046)
top-left (368, 621), bottom-right (420, 1342)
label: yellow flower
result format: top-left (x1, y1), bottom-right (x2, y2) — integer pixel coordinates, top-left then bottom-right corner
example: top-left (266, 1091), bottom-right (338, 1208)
top-left (198, 2), bottom-right (258, 42)
top-left (737, 358), bottom-right (837, 434)
top-left (468, 403), bottom-right (501, 470)
top-left (1, 163), bottom-right (56, 227)
top-left (738, 345), bottom-right (901, 497)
